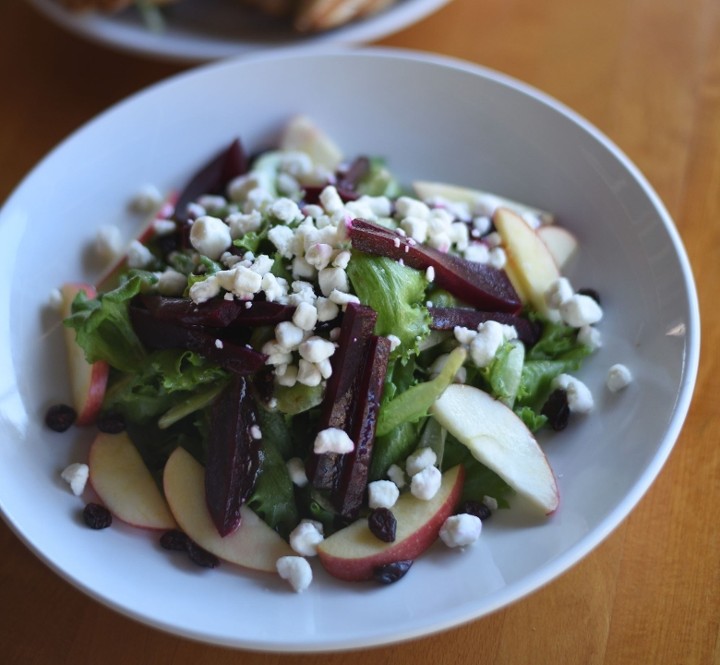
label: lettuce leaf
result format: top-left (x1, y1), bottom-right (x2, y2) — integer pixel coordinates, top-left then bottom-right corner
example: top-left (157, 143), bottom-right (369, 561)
top-left (347, 252), bottom-right (431, 358)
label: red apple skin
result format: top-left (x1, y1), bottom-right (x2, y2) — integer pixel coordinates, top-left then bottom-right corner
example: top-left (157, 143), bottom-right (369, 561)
top-left (60, 283), bottom-right (109, 426)
top-left (317, 465), bottom-right (465, 582)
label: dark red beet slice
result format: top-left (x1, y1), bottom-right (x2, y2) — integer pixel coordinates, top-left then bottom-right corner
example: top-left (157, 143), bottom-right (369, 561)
top-left (308, 302), bottom-right (378, 490)
top-left (428, 306), bottom-right (541, 346)
top-left (138, 295), bottom-right (295, 328)
top-left (129, 305), bottom-right (267, 375)
top-left (173, 138), bottom-right (248, 224)
top-left (332, 334), bottom-right (391, 519)
top-left (205, 376), bottom-right (262, 537)
top-left (347, 218), bottom-right (521, 313)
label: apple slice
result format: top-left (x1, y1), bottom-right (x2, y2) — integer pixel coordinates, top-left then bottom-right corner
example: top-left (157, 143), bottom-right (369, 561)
top-left (536, 224), bottom-right (578, 270)
top-left (430, 384), bottom-right (559, 514)
top-left (493, 207), bottom-right (561, 319)
top-left (279, 115), bottom-right (343, 172)
top-left (163, 447), bottom-right (293, 572)
top-left (60, 283), bottom-right (109, 426)
top-left (317, 465), bottom-right (464, 582)
top-left (412, 180), bottom-right (554, 225)
top-left (89, 431), bottom-right (177, 530)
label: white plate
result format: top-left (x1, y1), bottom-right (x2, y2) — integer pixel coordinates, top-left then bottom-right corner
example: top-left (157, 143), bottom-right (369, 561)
top-left (28, 0), bottom-right (451, 62)
top-left (0, 47), bottom-right (700, 651)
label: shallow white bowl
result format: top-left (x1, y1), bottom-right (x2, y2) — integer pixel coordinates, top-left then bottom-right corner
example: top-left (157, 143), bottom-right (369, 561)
top-left (28, 0), bottom-right (451, 62)
top-left (0, 47), bottom-right (699, 651)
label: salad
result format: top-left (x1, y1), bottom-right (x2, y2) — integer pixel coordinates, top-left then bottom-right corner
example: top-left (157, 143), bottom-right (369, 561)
top-left (49, 116), bottom-right (629, 592)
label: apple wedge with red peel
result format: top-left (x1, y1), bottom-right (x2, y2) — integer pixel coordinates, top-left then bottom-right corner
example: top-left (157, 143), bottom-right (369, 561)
top-left (430, 384), bottom-right (559, 515)
top-left (536, 224), bottom-right (579, 270)
top-left (412, 180), bottom-right (554, 225)
top-left (317, 465), bottom-right (464, 582)
top-left (279, 115), bottom-right (343, 172)
top-left (89, 431), bottom-right (177, 530)
top-left (163, 447), bottom-right (293, 572)
top-left (60, 283), bottom-right (109, 426)
top-left (493, 207), bottom-right (561, 320)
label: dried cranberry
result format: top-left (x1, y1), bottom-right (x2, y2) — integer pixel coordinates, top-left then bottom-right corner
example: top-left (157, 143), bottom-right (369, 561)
top-left (83, 503), bottom-right (112, 529)
top-left (456, 500), bottom-right (492, 521)
top-left (368, 508), bottom-right (397, 543)
top-left (187, 541), bottom-right (219, 568)
top-left (160, 529), bottom-right (190, 552)
top-left (373, 560), bottom-right (413, 585)
top-left (97, 412), bottom-right (126, 434)
top-left (45, 404), bottom-right (77, 432)
top-left (542, 389), bottom-right (570, 431)
top-left (577, 287), bottom-right (601, 305)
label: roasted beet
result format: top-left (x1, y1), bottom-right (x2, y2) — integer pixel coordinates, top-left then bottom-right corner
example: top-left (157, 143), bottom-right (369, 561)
top-left (347, 218), bottom-right (521, 313)
top-left (308, 303), bottom-right (378, 490)
top-left (129, 304), bottom-right (267, 375)
top-left (332, 335), bottom-right (391, 519)
top-left (138, 295), bottom-right (296, 329)
top-left (204, 376), bottom-right (263, 537)
top-left (428, 306), bottom-right (541, 346)
top-left (173, 138), bottom-right (248, 224)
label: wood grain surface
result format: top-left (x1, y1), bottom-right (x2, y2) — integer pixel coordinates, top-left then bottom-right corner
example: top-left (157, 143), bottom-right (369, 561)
top-left (1, 0), bottom-right (717, 663)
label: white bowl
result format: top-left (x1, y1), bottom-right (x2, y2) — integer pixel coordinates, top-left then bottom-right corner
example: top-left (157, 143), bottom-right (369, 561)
top-left (28, 0), bottom-right (451, 62)
top-left (0, 47), bottom-right (700, 651)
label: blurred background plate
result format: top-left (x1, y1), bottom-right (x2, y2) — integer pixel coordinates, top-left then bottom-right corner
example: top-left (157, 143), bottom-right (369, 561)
top-left (27, 0), bottom-right (452, 62)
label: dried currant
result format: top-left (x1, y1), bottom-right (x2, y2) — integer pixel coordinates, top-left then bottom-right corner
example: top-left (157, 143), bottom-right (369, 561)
top-left (83, 503), bottom-right (112, 530)
top-left (187, 541), bottom-right (220, 569)
top-left (160, 529), bottom-right (190, 552)
top-left (373, 560), bottom-right (413, 585)
top-left (542, 388), bottom-right (570, 431)
top-left (456, 500), bottom-right (492, 521)
top-left (45, 404), bottom-right (77, 432)
top-left (368, 508), bottom-right (397, 543)
top-left (97, 412), bottom-right (126, 434)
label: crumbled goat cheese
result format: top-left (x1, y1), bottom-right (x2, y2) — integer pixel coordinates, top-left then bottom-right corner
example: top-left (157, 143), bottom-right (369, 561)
top-left (250, 425), bottom-right (262, 440)
top-left (297, 359), bottom-right (323, 387)
top-left (367, 480), bottom-right (400, 509)
top-left (276, 556), bottom-right (312, 593)
top-left (332, 250), bottom-right (351, 270)
top-left (189, 275), bottom-right (221, 304)
top-left (577, 325), bottom-right (602, 351)
top-left (268, 224), bottom-right (295, 258)
top-left (197, 194), bottom-right (227, 213)
top-left (316, 297), bottom-right (340, 322)
top-left (250, 254), bottom-right (274, 277)
top-left (261, 273), bottom-right (288, 303)
top-left (214, 339), bottom-right (224, 349)
top-left (483, 495), bottom-right (499, 510)
top-left (313, 428), bottom-right (354, 454)
top-left (439, 514), bottom-right (482, 548)
top-left (269, 197), bottom-right (302, 224)
top-left (410, 465), bottom-right (442, 501)
top-left (318, 267), bottom-right (348, 297)
top-left (304, 243), bottom-right (334, 271)
top-left (293, 301), bottom-right (318, 331)
top-left (387, 464), bottom-right (406, 488)
top-left (286, 457), bottom-right (308, 487)
top-left (401, 216), bottom-right (428, 243)
top-left (130, 184), bottom-right (163, 213)
top-left (387, 335), bottom-right (402, 352)
top-left (299, 336), bottom-right (335, 363)
top-left (545, 277), bottom-right (574, 310)
top-left (227, 210), bottom-right (262, 238)
top-left (328, 289), bottom-right (360, 308)
top-left (95, 224), bottom-right (123, 261)
top-left (275, 321), bottom-right (305, 352)
top-left (276, 364), bottom-right (298, 386)
top-left (316, 358), bottom-right (333, 380)
top-left (289, 520), bottom-right (324, 556)
top-left (395, 196), bottom-right (430, 220)
top-left (189, 216), bottom-right (232, 260)
top-left (464, 243), bottom-right (490, 264)
top-left (425, 266), bottom-right (435, 282)
top-left (469, 320), bottom-right (506, 368)
top-left (606, 364), bottom-right (633, 392)
top-left (472, 216), bottom-right (492, 236)
top-left (559, 294), bottom-right (603, 327)
top-left (153, 218), bottom-right (176, 236)
top-left (406, 447), bottom-right (438, 477)
top-left (126, 240), bottom-right (155, 269)
top-left (488, 247), bottom-right (507, 270)
top-left (319, 186), bottom-right (345, 214)
top-left (61, 463), bottom-right (89, 496)
top-left (47, 288), bottom-right (63, 312)
top-left (553, 373), bottom-right (594, 413)
top-left (453, 326), bottom-right (478, 346)
top-left (292, 256), bottom-right (317, 280)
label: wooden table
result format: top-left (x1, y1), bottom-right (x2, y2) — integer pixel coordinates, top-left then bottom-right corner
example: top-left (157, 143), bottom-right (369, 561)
top-left (1, 0), bottom-right (717, 662)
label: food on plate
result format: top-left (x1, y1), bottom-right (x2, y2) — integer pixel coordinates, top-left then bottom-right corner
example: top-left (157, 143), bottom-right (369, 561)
top-left (57, 0), bottom-right (398, 33)
top-left (49, 115), bottom-right (620, 592)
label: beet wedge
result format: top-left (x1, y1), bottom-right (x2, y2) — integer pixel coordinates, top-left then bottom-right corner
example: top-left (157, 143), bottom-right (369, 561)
top-left (308, 302), bottom-right (378, 490)
top-left (331, 334), bottom-right (391, 520)
top-left (138, 295), bottom-right (296, 329)
top-left (173, 138), bottom-right (248, 224)
top-left (129, 305), bottom-right (267, 375)
top-left (347, 218), bottom-right (521, 313)
top-left (428, 306), bottom-right (541, 346)
top-left (205, 376), bottom-right (262, 537)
